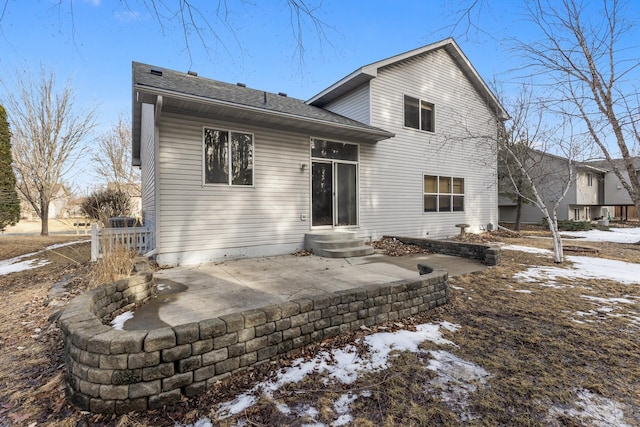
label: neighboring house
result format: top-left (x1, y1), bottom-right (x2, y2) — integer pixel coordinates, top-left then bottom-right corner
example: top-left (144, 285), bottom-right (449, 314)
top-left (587, 157), bottom-right (640, 221)
top-left (19, 183), bottom-right (71, 220)
top-left (132, 38), bottom-right (508, 266)
top-left (498, 149), bottom-right (640, 223)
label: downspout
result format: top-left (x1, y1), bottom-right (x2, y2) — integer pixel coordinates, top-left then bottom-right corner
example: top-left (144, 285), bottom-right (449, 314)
top-left (153, 96), bottom-right (163, 256)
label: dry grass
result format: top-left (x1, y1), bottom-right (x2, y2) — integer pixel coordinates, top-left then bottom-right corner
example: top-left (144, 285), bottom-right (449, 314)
top-left (89, 243), bottom-right (137, 288)
top-left (1, 231), bottom-right (639, 426)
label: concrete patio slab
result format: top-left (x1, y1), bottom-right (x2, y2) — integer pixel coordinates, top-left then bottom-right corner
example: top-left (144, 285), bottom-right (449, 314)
top-left (123, 252), bottom-right (487, 330)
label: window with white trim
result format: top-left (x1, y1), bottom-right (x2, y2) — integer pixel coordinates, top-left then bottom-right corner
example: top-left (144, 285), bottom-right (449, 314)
top-left (404, 95), bottom-right (435, 132)
top-left (424, 175), bottom-right (464, 212)
top-left (203, 128), bottom-right (253, 186)
top-left (587, 172), bottom-right (593, 186)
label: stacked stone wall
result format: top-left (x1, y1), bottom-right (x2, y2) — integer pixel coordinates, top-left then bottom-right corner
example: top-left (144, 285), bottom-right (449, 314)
top-left (59, 269), bottom-right (450, 413)
top-left (390, 236), bottom-right (501, 266)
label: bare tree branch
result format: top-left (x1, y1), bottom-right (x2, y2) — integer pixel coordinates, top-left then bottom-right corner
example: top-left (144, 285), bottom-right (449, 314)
top-left (3, 67), bottom-right (96, 235)
top-left (0, 1), bottom-right (334, 70)
top-left (516, 0), bottom-right (640, 216)
top-left (92, 116), bottom-right (141, 198)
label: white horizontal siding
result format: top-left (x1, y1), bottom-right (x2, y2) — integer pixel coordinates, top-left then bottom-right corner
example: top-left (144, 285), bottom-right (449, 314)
top-left (156, 113), bottom-right (312, 265)
top-left (323, 84), bottom-right (370, 124)
top-left (358, 48), bottom-right (500, 239)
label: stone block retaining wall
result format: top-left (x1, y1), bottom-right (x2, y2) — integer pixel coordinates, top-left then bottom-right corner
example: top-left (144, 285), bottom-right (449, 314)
top-left (390, 236), bottom-right (501, 266)
top-left (59, 269), bottom-right (449, 414)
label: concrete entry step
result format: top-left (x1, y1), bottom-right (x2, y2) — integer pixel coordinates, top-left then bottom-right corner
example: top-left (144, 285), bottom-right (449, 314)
top-left (305, 231), bottom-right (374, 258)
top-left (316, 245), bottom-right (375, 258)
top-left (314, 238), bottom-right (368, 250)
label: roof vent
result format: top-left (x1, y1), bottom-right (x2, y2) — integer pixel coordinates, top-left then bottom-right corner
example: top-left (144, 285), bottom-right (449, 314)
top-left (278, 92), bottom-right (288, 97)
top-left (237, 82), bottom-right (246, 87)
top-left (187, 70), bottom-right (198, 76)
top-left (150, 69), bottom-right (163, 76)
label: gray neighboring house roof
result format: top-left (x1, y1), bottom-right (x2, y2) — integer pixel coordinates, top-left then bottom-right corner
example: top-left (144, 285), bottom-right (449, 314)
top-left (587, 157), bottom-right (640, 172)
top-left (132, 62), bottom-right (394, 166)
top-left (307, 37), bottom-right (509, 122)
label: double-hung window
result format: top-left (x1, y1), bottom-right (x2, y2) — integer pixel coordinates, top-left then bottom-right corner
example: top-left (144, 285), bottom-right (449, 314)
top-left (424, 175), bottom-right (464, 212)
top-left (203, 127), bottom-right (253, 186)
top-left (404, 95), bottom-right (435, 132)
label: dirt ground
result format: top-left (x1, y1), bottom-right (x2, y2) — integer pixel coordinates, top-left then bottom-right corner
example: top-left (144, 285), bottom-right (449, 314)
top-left (0, 229), bottom-right (638, 426)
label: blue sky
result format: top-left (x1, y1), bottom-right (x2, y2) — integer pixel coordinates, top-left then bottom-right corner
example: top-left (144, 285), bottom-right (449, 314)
top-left (0, 0), bottom-right (634, 190)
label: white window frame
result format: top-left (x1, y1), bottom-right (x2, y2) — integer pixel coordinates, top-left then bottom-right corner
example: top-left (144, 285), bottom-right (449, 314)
top-left (202, 127), bottom-right (254, 187)
top-left (423, 175), bottom-right (464, 213)
top-left (587, 172), bottom-right (593, 187)
top-left (404, 95), bottom-right (435, 133)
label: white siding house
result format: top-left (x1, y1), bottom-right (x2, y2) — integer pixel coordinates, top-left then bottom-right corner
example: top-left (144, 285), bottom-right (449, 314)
top-left (132, 38), bottom-right (508, 266)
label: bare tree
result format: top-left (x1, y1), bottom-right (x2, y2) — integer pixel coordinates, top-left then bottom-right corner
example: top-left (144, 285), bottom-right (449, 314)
top-left (4, 68), bottom-right (96, 235)
top-left (0, 1), bottom-right (332, 67)
top-left (498, 86), bottom-right (590, 263)
top-left (93, 116), bottom-right (140, 197)
top-left (516, 0), bottom-right (640, 217)
top-left (496, 85), bottom-right (544, 231)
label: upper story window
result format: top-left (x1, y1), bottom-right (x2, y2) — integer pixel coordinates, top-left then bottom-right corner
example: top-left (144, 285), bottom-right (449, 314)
top-left (587, 172), bottom-right (593, 187)
top-left (424, 175), bottom-right (464, 212)
top-left (404, 95), bottom-right (435, 132)
top-left (204, 127), bottom-right (254, 186)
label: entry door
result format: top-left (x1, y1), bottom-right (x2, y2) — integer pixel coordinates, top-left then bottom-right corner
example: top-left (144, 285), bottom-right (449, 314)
top-left (312, 161), bottom-right (358, 227)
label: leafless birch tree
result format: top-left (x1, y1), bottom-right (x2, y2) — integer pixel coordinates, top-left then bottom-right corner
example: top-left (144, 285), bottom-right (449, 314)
top-left (517, 0), bottom-right (640, 218)
top-left (4, 69), bottom-right (96, 235)
top-left (498, 86), bottom-right (590, 263)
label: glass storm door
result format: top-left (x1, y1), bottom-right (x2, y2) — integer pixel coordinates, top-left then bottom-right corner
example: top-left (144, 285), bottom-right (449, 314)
top-left (335, 163), bottom-right (357, 226)
top-left (311, 139), bottom-right (359, 228)
top-left (311, 160), bottom-right (358, 227)
top-left (312, 162), bottom-right (334, 226)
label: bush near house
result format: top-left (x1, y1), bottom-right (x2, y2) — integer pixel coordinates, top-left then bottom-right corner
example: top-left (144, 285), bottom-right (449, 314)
top-left (543, 218), bottom-right (592, 231)
top-left (81, 188), bottom-right (131, 223)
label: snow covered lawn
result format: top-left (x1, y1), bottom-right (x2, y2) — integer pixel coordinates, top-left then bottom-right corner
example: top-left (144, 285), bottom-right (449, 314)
top-left (0, 240), bottom-right (86, 276)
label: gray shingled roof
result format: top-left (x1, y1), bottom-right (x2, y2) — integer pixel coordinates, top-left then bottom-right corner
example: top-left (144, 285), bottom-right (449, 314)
top-left (587, 157), bottom-right (640, 171)
top-left (132, 61), bottom-right (392, 136)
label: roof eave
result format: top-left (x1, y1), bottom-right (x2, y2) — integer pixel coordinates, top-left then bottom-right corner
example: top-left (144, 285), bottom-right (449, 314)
top-left (133, 84), bottom-right (394, 142)
top-left (307, 38), bottom-right (509, 121)
top-left (306, 68), bottom-right (376, 106)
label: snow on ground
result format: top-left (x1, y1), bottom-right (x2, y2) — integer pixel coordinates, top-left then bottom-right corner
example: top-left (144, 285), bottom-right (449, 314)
top-left (561, 227), bottom-right (640, 244)
top-left (110, 311), bottom-right (134, 330)
top-left (547, 389), bottom-right (631, 427)
top-left (502, 245), bottom-right (552, 255)
top-left (426, 350), bottom-right (490, 422)
top-left (210, 322), bottom-right (471, 426)
top-left (177, 234), bottom-right (638, 427)
top-left (512, 255), bottom-right (640, 285)
top-left (0, 240), bottom-right (86, 276)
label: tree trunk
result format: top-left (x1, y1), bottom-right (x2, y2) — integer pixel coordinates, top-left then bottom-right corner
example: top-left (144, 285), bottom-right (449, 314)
top-left (514, 194), bottom-right (523, 232)
top-left (548, 213), bottom-right (563, 263)
top-left (40, 196), bottom-right (49, 236)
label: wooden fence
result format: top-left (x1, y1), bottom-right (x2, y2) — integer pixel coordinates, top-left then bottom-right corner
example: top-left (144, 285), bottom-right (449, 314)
top-left (90, 224), bottom-right (154, 261)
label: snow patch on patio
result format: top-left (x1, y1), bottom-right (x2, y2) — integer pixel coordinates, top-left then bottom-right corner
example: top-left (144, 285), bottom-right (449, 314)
top-left (110, 311), bottom-right (134, 330)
